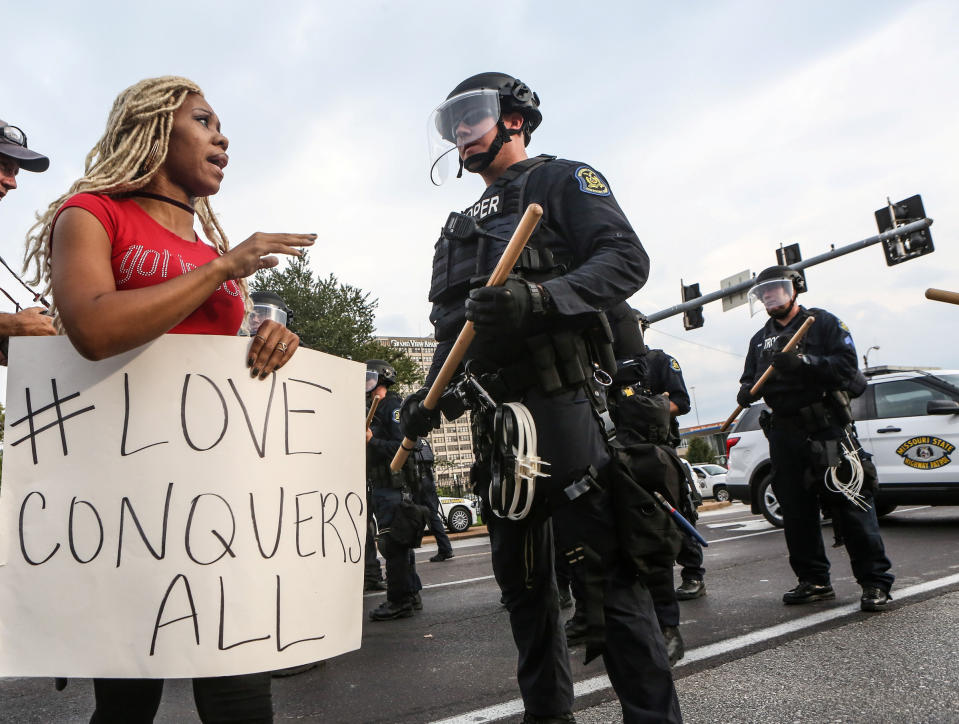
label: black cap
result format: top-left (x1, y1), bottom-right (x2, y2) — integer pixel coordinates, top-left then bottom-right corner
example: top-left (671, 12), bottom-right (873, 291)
top-left (0, 120), bottom-right (49, 172)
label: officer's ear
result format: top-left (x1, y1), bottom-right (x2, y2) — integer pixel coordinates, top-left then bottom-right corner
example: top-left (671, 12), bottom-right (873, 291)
top-left (501, 112), bottom-right (524, 131)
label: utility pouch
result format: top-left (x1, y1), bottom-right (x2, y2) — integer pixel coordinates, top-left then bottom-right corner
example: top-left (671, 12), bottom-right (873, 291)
top-left (799, 402), bottom-right (835, 435)
top-left (809, 438), bottom-right (841, 468)
top-left (527, 333), bottom-right (563, 393)
top-left (585, 313), bottom-right (617, 378)
top-left (830, 390), bottom-right (854, 426)
top-left (612, 391), bottom-right (671, 446)
top-left (553, 332), bottom-right (589, 387)
top-left (758, 409), bottom-right (773, 436)
top-left (387, 501), bottom-right (431, 548)
top-left (606, 454), bottom-right (682, 577)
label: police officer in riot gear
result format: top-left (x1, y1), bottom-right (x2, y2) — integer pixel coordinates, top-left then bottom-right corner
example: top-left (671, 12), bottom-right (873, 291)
top-left (249, 290), bottom-right (293, 331)
top-left (405, 73), bottom-right (680, 723)
top-left (737, 266), bottom-right (893, 611)
top-left (598, 304), bottom-right (703, 666)
top-left (366, 359), bottom-right (424, 620)
top-left (414, 438), bottom-right (455, 562)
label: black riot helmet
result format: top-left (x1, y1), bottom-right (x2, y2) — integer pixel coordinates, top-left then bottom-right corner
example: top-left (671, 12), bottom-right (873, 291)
top-left (365, 359), bottom-right (397, 393)
top-left (428, 72), bottom-right (542, 184)
top-left (747, 265), bottom-right (806, 318)
top-left (250, 290), bottom-right (293, 329)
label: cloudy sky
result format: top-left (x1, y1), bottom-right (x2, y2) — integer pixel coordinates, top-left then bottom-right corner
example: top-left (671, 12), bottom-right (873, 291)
top-left (1, 0), bottom-right (956, 421)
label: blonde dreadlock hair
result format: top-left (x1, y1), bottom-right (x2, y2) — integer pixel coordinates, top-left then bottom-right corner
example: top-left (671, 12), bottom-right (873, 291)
top-left (23, 75), bottom-right (251, 328)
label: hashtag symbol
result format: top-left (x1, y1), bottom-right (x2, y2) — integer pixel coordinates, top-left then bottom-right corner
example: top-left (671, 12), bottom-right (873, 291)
top-left (9, 379), bottom-right (96, 465)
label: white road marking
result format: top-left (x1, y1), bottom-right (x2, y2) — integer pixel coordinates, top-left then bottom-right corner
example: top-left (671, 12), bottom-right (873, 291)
top-left (427, 571), bottom-right (959, 724)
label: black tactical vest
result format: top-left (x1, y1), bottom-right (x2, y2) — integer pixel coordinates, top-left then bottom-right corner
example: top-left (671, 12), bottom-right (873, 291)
top-left (428, 155), bottom-right (567, 341)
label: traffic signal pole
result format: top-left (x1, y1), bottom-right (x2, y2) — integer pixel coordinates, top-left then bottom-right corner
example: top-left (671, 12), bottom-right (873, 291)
top-left (646, 216), bottom-right (933, 325)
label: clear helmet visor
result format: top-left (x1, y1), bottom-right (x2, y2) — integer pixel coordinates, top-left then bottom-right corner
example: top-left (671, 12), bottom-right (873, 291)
top-left (427, 89), bottom-right (501, 185)
top-left (747, 279), bottom-right (795, 316)
top-left (248, 303), bottom-right (288, 331)
top-left (365, 369), bottom-right (381, 393)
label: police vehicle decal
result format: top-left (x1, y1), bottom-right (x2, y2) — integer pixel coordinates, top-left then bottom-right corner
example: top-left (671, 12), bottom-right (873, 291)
top-left (895, 436), bottom-right (954, 470)
top-left (574, 166), bottom-right (610, 196)
top-left (393, 409), bottom-right (401, 423)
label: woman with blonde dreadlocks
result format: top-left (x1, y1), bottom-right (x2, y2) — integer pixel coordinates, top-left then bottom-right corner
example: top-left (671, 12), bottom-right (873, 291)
top-left (24, 77), bottom-right (315, 723)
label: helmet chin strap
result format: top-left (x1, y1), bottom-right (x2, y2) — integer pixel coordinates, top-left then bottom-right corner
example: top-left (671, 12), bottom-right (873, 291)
top-left (460, 119), bottom-right (522, 176)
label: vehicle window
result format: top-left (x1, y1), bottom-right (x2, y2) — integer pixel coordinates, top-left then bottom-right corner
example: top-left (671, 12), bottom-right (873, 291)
top-left (850, 391), bottom-right (871, 421)
top-left (873, 379), bottom-right (940, 418)
top-left (732, 404), bottom-right (769, 432)
top-left (700, 464), bottom-right (727, 474)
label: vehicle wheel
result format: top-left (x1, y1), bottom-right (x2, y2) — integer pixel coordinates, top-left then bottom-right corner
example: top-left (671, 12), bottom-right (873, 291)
top-left (875, 502), bottom-right (898, 518)
top-left (447, 506), bottom-right (472, 533)
top-left (757, 476), bottom-right (784, 527)
top-left (714, 487), bottom-right (730, 503)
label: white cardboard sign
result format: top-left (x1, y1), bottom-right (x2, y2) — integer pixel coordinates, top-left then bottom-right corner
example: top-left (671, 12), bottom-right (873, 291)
top-left (0, 335), bottom-right (365, 678)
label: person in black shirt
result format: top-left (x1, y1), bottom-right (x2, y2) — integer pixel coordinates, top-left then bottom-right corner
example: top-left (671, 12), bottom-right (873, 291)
top-left (737, 266), bottom-right (893, 611)
top-left (366, 360), bottom-right (424, 620)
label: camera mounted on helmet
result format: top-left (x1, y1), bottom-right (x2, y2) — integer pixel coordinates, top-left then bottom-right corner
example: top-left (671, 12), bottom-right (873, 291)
top-left (747, 265), bottom-right (806, 318)
top-left (428, 72), bottom-right (541, 185)
top-left (249, 290), bottom-right (292, 330)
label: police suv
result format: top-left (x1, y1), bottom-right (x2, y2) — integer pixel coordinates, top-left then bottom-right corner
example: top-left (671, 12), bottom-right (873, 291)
top-left (438, 496), bottom-right (478, 533)
top-left (725, 367), bottom-right (959, 526)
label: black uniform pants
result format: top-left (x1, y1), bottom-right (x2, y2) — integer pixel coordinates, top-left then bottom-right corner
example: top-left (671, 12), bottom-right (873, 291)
top-left (90, 674), bottom-right (272, 723)
top-left (371, 487), bottom-right (422, 603)
top-left (480, 386), bottom-right (681, 723)
top-left (766, 421), bottom-right (894, 592)
top-left (676, 528), bottom-right (705, 582)
top-left (364, 490), bottom-right (383, 584)
top-left (416, 475), bottom-right (454, 557)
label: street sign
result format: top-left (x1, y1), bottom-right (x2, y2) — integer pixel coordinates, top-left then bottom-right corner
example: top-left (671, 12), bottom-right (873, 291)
top-left (720, 270), bottom-right (751, 311)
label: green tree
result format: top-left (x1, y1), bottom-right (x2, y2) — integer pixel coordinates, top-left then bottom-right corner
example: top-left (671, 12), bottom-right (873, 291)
top-left (251, 252), bottom-right (419, 386)
top-left (686, 436), bottom-right (715, 464)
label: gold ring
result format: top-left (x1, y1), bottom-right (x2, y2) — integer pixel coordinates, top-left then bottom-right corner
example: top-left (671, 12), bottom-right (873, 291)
top-left (254, 334), bottom-right (266, 342)
top-left (276, 341), bottom-right (289, 352)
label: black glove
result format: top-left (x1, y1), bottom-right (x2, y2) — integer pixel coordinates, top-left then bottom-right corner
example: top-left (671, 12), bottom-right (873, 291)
top-left (771, 351), bottom-right (805, 374)
top-left (399, 387), bottom-right (441, 439)
top-left (465, 276), bottom-right (543, 334)
top-left (737, 386), bottom-right (757, 408)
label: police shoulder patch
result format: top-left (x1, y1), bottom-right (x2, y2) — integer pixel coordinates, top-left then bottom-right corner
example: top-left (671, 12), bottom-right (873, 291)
top-left (574, 166), bottom-right (610, 196)
top-left (392, 409), bottom-right (401, 423)
top-left (670, 357), bottom-right (681, 372)
top-left (839, 320), bottom-right (850, 332)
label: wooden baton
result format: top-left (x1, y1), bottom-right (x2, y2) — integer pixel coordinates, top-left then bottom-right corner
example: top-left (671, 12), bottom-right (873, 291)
top-left (719, 315), bottom-right (816, 432)
top-left (390, 202), bottom-right (544, 472)
top-left (925, 288), bottom-right (959, 306)
top-left (365, 395), bottom-right (380, 429)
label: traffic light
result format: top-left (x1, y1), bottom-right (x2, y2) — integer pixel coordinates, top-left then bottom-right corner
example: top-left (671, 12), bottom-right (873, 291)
top-left (775, 242), bottom-right (807, 291)
top-left (681, 280), bottom-right (704, 330)
top-left (875, 194), bottom-right (934, 266)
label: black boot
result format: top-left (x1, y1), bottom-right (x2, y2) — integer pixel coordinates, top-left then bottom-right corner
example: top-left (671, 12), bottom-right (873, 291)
top-left (369, 599), bottom-right (414, 621)
top-left (661, 625), bottom-right (685, 666)
top-left (782, 581), bottom-right (835, 605)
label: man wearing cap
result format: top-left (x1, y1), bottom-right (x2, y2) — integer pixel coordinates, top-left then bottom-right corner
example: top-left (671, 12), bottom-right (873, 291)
top-left (0, 120), bottom-right (55, 362)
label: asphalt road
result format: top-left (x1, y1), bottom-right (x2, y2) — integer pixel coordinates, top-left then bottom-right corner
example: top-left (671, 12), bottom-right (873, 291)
top-left (1, 503), bottom-right (956, 723)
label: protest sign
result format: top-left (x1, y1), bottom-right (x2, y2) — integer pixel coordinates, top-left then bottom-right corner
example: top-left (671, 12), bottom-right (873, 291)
top-left (0, 335), bottom-right (365, 677)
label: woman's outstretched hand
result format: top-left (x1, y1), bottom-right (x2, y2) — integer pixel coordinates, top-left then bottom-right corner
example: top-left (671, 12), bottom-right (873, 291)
top-left (219, 232), bottom-right (316, 280)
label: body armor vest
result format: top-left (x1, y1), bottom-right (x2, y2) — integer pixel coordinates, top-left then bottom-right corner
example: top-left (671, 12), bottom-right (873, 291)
top-left (428, 155), bottom-right (567, 341)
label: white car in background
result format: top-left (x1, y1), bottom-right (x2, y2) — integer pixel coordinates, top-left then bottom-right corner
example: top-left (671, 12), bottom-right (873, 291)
top-left (438, 496), bottom-right (478, 533)
top-left (691, 464), bottom-right (730, 502)
top-left (725, 366), bottom-right (959, 526)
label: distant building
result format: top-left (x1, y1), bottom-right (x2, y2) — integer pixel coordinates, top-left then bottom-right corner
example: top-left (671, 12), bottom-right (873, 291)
top-left (374, 335), bottom-right (474, 494)
top-left (678, 421), bottom-right (730, 465)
